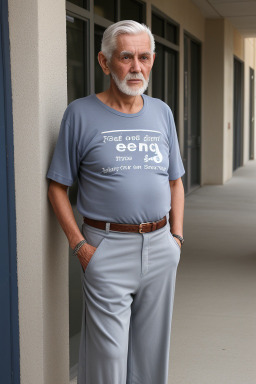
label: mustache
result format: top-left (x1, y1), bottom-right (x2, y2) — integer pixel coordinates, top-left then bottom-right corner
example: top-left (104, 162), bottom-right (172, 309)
top-left (125, 73), bottom-right (145, 81)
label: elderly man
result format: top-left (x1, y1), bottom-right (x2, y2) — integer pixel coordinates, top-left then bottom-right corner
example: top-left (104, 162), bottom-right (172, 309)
top-left (47, 20), bottom-right (185, 384)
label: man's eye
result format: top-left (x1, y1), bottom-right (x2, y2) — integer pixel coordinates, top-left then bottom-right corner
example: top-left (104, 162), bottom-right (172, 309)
top-left (122, 56), bottom-right (130, 60)
top-left (141, 56), bottom-right (149, 61)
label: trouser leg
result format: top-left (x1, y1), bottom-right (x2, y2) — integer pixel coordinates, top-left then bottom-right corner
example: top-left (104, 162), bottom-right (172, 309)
top-left (77, 224), bottom-right (142, 384)
top-left (77, 223), bottom-right (180, 384)
top-left (126, 224), bottom-right (180, 384)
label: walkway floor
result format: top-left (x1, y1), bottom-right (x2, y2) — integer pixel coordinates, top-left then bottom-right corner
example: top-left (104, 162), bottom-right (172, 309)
top-left (168, 160), bottom-right (256, 384)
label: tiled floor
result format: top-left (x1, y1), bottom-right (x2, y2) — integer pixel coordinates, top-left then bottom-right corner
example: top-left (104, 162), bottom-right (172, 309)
top-left (168, 160), bottom-right (256, 384)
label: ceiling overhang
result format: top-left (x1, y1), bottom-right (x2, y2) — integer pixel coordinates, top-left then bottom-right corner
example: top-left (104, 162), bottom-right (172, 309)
top-left (191, 0), bottom-right (256, 37)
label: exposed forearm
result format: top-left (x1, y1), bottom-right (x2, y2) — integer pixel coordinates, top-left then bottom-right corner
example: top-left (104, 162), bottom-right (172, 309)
top-left (169, 178), bottom-right (184, 236)
top-left (48, 181), bottom-right (84, 249)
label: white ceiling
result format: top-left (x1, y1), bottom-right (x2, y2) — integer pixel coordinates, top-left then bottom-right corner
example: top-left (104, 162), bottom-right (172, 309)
top-left (191, 0), bottom-right (256, 37)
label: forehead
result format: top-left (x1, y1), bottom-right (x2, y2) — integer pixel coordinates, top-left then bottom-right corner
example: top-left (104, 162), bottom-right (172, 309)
top-left (115, 32), bottom-right (151, 54)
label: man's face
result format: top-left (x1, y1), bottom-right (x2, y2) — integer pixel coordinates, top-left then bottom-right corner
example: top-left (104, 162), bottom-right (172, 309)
top-left (108, 32), bottom-right (155, 96)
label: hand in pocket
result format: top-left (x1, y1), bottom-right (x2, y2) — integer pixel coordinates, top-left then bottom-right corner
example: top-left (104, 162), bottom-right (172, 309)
top-left (77, 243), bottom-right (97, 272)
top-left (173, 236), bottom-right (181, 248)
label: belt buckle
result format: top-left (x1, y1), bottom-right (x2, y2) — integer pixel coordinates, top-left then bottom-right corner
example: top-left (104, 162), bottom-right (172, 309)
top-left (139, 222), bottom-right (150, 233)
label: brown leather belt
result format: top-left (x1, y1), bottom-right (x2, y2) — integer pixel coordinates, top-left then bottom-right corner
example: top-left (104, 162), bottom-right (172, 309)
top-left (83, 216), bottom-right (167, 234)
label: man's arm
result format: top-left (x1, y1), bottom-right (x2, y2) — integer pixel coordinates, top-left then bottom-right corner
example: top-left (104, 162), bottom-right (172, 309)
top-left (48, 180), bottom-right (96, 271)
top-left (169, 177), bottom-right (185, 247)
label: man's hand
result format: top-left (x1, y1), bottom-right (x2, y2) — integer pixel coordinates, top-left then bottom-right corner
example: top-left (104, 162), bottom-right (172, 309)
top-left (76, 243), bottom-right (97, 272)
top-left (48, 180), bottom-right (101, 272)
top-left (173, 236), bottom-right (181, 248)
top-left (169, 178), bottom-right (184, 248)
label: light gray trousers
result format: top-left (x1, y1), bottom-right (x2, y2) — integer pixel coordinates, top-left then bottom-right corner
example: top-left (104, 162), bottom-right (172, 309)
top-left (77, 216), bottom-right (180, 384)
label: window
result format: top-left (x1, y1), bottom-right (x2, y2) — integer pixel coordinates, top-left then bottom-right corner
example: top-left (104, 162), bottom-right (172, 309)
top-left (66, 15), bottom-right (89, 103)
top-left (94, 25), bottom-right (110, 93)
top-left (120, 0), bottom-right (145, 22)
top-left (68, 0), bottom-right (89, 10)
top-left (152, 12), bottom-right (178, 44)
top-left (94, 0), bottom-right (116, 21)
top-left (152, 8), bottom-right (179, 123)
top-left (152, 13), bottom-right (164, 38)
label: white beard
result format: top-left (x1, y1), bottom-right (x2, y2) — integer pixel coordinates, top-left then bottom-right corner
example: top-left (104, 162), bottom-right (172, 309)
top-left (110, 71), bottom-right (149, 96)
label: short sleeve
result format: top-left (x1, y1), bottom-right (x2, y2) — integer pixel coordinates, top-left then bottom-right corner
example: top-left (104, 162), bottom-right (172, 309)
top-left (46, 114), bottom-right (80, 186)
top-left (168, 109), bottom-right (185, 180)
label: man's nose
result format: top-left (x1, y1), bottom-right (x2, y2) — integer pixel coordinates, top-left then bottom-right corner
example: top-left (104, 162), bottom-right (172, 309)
top-left (130, 57), bottom-right (141, 72)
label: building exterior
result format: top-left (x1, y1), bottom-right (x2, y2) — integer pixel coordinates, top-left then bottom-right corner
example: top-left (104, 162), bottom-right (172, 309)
top-left (1, 0), bottom-right (256, 383)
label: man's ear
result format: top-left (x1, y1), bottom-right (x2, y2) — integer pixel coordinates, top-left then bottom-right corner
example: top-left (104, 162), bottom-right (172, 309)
top-left (152, 52), bottom-right (156, 66)
top-left (98, 51), bottom-right (111, 75)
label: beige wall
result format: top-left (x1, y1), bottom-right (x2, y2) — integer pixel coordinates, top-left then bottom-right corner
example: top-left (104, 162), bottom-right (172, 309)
top-left (233, 28), bottom-right (244, 61)
top-left (8, 0), bottom-right (69, 383)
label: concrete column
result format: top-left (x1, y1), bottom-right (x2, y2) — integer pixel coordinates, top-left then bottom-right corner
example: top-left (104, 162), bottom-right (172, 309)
top-left (8, 0), bottom-right (69, 383)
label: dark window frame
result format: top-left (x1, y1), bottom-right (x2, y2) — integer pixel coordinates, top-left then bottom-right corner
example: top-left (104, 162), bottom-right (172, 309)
top-left (233, 55), bottom-right (244, 171)
top-left (152, 5), bottom-right (180, 49)
top-left (66, 11), bottom-right (91, 100)
top-left (66, 0), bottom-right (95, 94)
top-left (151, 6), bottom-right (180, 128)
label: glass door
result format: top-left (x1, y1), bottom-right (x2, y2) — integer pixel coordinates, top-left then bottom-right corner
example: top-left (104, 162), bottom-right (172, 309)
top-left (249, 68), bottom-right (254, 160)
top-left (183, 34), bottom-right (201, 194)
top-left (233, 58), bottom-right (244, 171)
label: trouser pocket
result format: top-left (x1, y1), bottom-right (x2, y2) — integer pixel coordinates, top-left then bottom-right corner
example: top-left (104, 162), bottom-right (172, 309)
top-left (82, 223), bottom-right (108, 276)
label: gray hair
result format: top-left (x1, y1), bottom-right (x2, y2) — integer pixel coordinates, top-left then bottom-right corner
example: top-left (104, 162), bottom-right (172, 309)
top-left (101, 20), bottom-right (155, 62)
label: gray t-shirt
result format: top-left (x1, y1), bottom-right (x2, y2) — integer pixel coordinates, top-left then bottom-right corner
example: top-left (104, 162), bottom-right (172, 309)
top-left (47, 94), bottom-right (185, 224)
